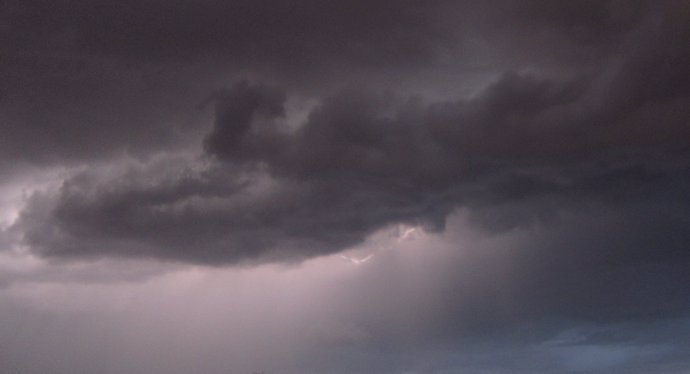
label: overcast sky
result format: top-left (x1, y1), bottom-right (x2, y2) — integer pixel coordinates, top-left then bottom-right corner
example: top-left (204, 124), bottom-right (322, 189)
top-left (1, 1), bottom-right (690, 373)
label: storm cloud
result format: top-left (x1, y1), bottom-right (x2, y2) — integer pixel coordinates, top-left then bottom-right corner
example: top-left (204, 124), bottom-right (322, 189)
top-left (2, 1), bottom-right (690, 373)
top-left (16, 50), bottom-right (690, 264)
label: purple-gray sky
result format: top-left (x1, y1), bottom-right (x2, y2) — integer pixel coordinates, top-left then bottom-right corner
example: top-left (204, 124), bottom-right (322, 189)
top-left (1, 1), bottom-right (690, 373)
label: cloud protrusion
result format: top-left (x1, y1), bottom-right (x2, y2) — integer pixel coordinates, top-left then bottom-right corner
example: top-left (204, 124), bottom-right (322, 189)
top-left (204, 81), bottom-right (288, 164)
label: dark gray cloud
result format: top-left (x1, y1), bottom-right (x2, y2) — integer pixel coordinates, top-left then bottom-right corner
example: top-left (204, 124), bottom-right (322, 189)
top-left (2, 0), bottom-right (449, 66)
top-left (2, 0), bottom-right (643, 67)
top-left (0, 0), bottom-right (659, 167)
top-left (0, 0), bottom-right (456, 167)
top-left (0, 54), bottom-right (212, 169)
top-left (16, 26), bottom-right (690, 263)
top-left (3, 1), bottom-right (690, 372)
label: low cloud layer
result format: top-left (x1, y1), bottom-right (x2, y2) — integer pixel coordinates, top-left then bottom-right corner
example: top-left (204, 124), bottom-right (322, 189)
top-left (15, 42), bottom-right (690, 264)
top-left (2, 1), bottom-right (690, 373)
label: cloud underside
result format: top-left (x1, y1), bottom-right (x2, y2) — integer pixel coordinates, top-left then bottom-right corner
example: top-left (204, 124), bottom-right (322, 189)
top-left (1, 0), bottom-right (688, 298)
top-left (17, 47), bottom-right (690, 265)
